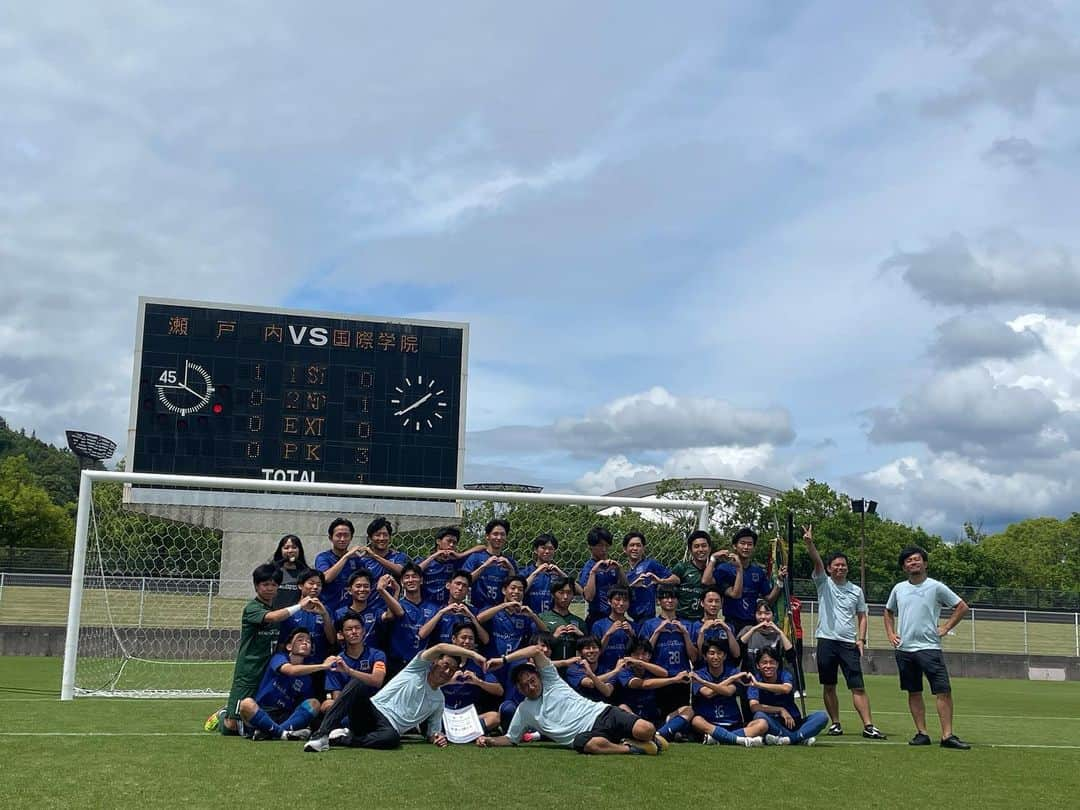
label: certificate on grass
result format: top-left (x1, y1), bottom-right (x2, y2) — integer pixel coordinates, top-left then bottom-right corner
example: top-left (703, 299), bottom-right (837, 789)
top-left (443, 704), bottom-right (484, 743)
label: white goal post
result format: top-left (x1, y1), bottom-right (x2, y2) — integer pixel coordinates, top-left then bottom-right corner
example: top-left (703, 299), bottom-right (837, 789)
top-left (61, 470), bottom-right (709, 700)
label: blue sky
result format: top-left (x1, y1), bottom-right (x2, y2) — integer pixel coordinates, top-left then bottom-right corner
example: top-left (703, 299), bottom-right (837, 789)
top-left (3, 1), bottom-right (1080, 535)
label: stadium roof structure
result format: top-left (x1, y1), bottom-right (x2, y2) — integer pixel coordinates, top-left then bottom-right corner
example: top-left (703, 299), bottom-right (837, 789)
top-left (603, 477), bottom-right (783, 500)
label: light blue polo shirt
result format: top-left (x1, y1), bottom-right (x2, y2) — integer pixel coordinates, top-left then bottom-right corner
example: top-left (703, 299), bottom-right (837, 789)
top-left (371, 654), bottom-right (446, 737)
top-left (506, 662), bottom-right (607, 746)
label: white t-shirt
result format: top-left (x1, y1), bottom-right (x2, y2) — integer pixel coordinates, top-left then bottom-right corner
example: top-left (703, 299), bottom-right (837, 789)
top-left (372, 654), bottom-right (445, 737)
top-left (812, 570), bottom-right (867, 643)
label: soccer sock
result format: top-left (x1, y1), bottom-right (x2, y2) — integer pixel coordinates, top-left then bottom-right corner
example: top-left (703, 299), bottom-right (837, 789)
top-left (248, 708), bottom-right (283, 736)
top-left (710, 726), bottom-right (739, 745)
top-left (658, 715), bottom-right (689, 741)
top-left (282, 702), bottom-right (316, 731)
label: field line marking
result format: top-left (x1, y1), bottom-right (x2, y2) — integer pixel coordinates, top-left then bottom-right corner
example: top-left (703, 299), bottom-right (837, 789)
top-left (841, 710), bottom-right (1080, 721)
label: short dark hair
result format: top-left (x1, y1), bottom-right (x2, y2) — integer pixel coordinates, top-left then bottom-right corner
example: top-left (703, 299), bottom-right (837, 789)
top-left (485, 518), bottom-right (510, 536)
top-left (755, 598), bottom-right (773, 615)
top-left (630, 638), bottom-right (653, 656)
top-left (587, 526), bottom-right (613, 547)
top-left (549, 576), bottom-right (573, 594)
top-left (449, 568), bottom-right (472, 584)
top-left (285, 626), bottom-right (312, 644)
top-left (531, 631), bottom-right (556, 648)
top-left (533, 532), bottom-right (558, 550)
top-left (297, 568), bottom-right (325, 587)
top-left (335, 610), bottom-right (366, 633)
top-left (733, 527), bottom-right (758, 545)
top-left (622, 531), bottom-right (646, 548)
top-left (754, 648), bottom-right (783, 669)
top-left (657, 585), bottom-right (679, 600)
top-left (252, 563), bottom-right (282, 586)
top-left (347, 569), bottom-right (373, 587)
top-left (502, 575), bottom-right (527, 592)
top-left (399, 562), bottom-right (423, 580)
top-left (608, 586), bottom-right (630, 601)
top-left (436, 526), bottom-right (461, 542)
top-left (687, 530), bottom-right (713, 550)
top-left (450, 622), bottom-right (475, 641)
top-left (576, 635), bottom-right (601, 652)
top-left (825, 551), bottom-right (850, 568)
top-left (702, 639), bottom-right (728, 657)
top-left (367, 517), bottom-right (393, 538)
top-left (328, 517), bottom-right (355, 538)
top-left (898, 545), bottom-right (928, 568)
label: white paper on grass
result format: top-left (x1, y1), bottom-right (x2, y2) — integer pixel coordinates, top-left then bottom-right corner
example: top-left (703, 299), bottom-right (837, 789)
top-left (442, 704), bottom-right (484, 743)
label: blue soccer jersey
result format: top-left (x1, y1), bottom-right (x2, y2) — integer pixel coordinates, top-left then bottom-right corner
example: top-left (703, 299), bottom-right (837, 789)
top-left (592, 617), bottom-right (635, 672)
top-left (692, 665), bottom-right (743, 727)
top-left (690, 618), bottom-right (732, 651)
top-left (747, 669), bottom-right (800, 722)
top-left (626, 559), bottom-right (671, 620)
top-left (578, 559), bottom-right (622, 622)
top-left (314, 549), bottom-right (366, 613)
top-left (615, 667), bottom-right (659, 721)
top-left (442, 660), bottom-right (500, 710)
top-left (462, 551), bottom-right (518, 611)
top-left (418, 556), bottom-right (456, 605)
top-left (389, 598), bottom-right (439, 662)
top-left (360, 549), bottom-right (409, 615)
top-left (277, 608), bottom-right (332, 659)
top-left (519, 564), bottom-right (556, 614)
top-left (333, 602), bottom-right (383, 641)
top-left (717, 563), bottom-right (772, 624)
top-left (485, 607), bottom-right (534, 658)
top-left (639, 617), bottom-right (695, 676)
top-left (254, 652), bottom-right (315, 713)
top-left (324, 646), bottom-right (387, 696)
top-left (565, 662), bottom-right (608, 702)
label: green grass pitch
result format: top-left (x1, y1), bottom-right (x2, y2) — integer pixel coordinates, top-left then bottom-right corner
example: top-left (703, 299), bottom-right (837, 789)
top-left (2, 658), bottom-right (1079, 809)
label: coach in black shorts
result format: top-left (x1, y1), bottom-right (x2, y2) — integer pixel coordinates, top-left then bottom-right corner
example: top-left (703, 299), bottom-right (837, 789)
top-left (803, 526), bottom-right (886, 739)
top-left (884, 546), bottom-right (970, 750)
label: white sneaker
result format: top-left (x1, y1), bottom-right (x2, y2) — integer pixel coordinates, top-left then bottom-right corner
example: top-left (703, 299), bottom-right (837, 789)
top-left (283, 728), bottom-right (311, 741)
top-left (701, 734), bottom-right (718, 745)
top-left (741, 735), bottom-right (764, 748)
top-left (328, 728), bottom-right (353, 747)
top-left (765, 734), bottom-right (791, 746)
top-left (802, 736), bottom-right (816, 746)
top-left (303, 735), bottom-right (330, 753)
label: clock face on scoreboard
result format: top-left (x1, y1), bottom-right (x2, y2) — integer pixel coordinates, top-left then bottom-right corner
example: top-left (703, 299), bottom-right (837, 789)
top-left (128, 298), bottom-right (467, 487)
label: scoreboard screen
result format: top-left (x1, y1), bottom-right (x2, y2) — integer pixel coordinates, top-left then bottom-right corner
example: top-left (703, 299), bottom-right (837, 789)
top-left (127, 298), bottom-right (467, 488)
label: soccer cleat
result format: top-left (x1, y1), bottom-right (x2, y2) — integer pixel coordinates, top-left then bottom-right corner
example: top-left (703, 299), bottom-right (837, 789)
top-left (250, 729), bottom-right (272, 741)
top-left (623, 738), bottom-right (659, 755)
top-left (826, 722), bottom-right (843, 736)
top-left (701, 734), bottom-right (718, 745)
top-left (303, 735), bottom-right (330, 753)
top-left (741, 735), bottom-right (764, 748)
top-left (521, 731), bottom-right (542, 743)
top-left (204, 708), bottom-right (225, 732)
top-left (909, 732), bottom-right (932, 746)
top-left (653, 733), bottom-right (669, 753)
top-left (940, 734), bottom-right (971, 750)
top-left (765, 734), bottom-right (791, 746)
top-left (801, 736), bottom-right (817, 746)
top-left (283, 728), bottom-right (312, 741)
top-left (328, 728), bottom-right (353, 747)
top-left (862, 725), bottom-right (887, 740)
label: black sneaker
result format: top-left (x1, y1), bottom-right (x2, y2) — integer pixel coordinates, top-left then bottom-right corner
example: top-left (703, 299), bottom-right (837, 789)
top-left (940, 734), bottom-right (971, 750)
top-left (909, 732), bottom-right (932, 746)
top-left (862, 725), bottom-right (887, 740)
top-left (826, 722), bottom-right (843, 736)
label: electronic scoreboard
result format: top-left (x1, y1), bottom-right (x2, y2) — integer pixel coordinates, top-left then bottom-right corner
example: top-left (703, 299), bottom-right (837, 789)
top-left (127, 298), bottom-right (467, 488)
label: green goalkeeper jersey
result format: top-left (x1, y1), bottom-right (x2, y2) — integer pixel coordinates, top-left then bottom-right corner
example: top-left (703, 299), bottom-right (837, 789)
top-left (230, 598), bottom-right (279, 686)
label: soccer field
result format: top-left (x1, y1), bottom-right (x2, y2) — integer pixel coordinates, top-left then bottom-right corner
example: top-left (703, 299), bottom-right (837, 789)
top-left (2, 658), bottom-right (1078, 809)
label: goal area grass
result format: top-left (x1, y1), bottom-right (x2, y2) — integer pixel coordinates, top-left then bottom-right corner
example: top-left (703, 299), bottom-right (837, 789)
top-left (2, 657), bottom-right (1078, 810)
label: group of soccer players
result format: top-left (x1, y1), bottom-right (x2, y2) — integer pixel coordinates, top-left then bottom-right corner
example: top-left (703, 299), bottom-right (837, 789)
top-left (213, 516), bottom-right (972, 753)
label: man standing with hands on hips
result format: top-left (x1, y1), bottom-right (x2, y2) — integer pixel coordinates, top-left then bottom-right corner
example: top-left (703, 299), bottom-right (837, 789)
top-left (884, 545), bottom-right (971, 749)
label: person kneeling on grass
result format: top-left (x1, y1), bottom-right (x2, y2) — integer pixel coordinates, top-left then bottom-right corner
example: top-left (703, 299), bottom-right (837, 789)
top-left (475, 645), bottom-right (667, 755)
top-left (240, 628), bottom-right (338, 741)
top-left (303, 643), bottom-right (485, 753)
top-left (748, 650), bottom-right (828, 746)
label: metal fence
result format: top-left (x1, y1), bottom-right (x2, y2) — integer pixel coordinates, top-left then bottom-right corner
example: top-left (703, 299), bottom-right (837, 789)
top-left (2, 570), bottom-right (1078, 656)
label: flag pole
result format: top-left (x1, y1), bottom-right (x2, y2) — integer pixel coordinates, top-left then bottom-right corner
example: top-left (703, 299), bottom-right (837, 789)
top-left (786, 510), bottom-right (807, 717)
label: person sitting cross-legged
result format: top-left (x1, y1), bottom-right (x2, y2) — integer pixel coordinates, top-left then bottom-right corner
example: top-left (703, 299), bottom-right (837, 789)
top-left (749, 650), bottom-right (828, 747)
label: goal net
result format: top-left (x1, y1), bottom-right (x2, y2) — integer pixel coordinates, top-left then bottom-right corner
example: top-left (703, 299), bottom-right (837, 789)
top-left (62, 471), bottom-right (707, 699)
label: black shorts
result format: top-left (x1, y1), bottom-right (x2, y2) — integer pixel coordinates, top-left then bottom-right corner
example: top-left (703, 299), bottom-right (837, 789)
top-left (895, 649), bottom-right (951, 694)
top-left (572, 706), bottom-right (640, 753)
top-left (816, 638), bottom-right (864, 689)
